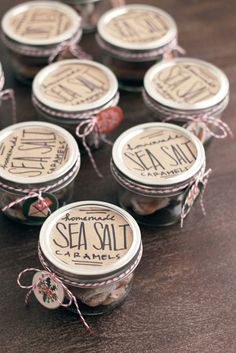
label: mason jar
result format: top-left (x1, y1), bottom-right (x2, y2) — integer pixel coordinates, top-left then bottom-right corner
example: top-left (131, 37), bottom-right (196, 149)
top-left (0, 121), bottom-right (80, 225)
top-left (35, 200), bottom-right (142, 317)
top-left (1, 1), bottom-right (82, 84)
top-left (111, 122), bottom-right (209, 227)
top-left (32, 59), bottom-right (121, 158)
top-left (143, 58), bottom-right (230, 144)
top-left (96, 4), bottom-right (183, 91)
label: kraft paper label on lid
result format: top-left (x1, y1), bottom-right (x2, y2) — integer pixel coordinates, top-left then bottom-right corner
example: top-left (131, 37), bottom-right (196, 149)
top-left (105, 9), bottom-right (169, 44)
top-left (152, 63), bottom-right (221, 105)
top-left (0, 126), bottom-right (69, 179)
top-left (122, 128), bottom-right (197, 182)
top-left (49, 205), bottom-right (133, 268)
top-left (9, 7), bottom-right (71, 40)
top-left (40, 63), bottom-right (110, 106)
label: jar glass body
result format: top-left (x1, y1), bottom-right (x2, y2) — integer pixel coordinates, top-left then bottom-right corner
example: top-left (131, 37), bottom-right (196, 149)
top-left (6, 49), bottom-right (48, 85)
top-left (103, 55), bottom-right (161, 92)
top-left (67, 273), bottom-right (133, 315)
top-left (0, 177), bottom-right (77, 225)
top-left (117, 185), bottom-right (187, 227)
top-left (63, 0), bottom-right (103, 32)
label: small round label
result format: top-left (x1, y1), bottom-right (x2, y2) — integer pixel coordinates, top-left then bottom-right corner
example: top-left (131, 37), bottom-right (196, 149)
top-left (152, 63), bottom-right (220, 106)
top-left (9, 7), bottom-right (71, 41)
top-left (0, 125), bottom-right (70, 181)
top-left (49, 204), bottom-right (133, 269)
top-left (22, 193), bottom-right (58, 223)
top-left (97, 106), bottom-right (123, 133)
top-left (121, 127), bottom-right (197, 183)
top-left (33, 271), bottom-right (65, 309)
top-left (40, 63), bottom-right (110, 107)
top-left (105, 9), bottom-right (169, 45)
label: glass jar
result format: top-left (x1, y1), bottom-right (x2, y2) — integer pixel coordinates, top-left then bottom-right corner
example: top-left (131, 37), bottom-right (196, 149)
top-left (1, 1), bottom-right (82, 84)
top-left (35, 201), bottom-right (142, 317)
top-left (0, 121), bottom-right (80, 225)
top-left (62, 0), bottom-right (103, 33)
top-left (32, 59), bottom-right (121, 174)
top-left (96, 4), bottom-right (182, 91)
top-left (111, 122), bottom-right (209, 227)
top-left (143, 58), bottom-right (230, 144)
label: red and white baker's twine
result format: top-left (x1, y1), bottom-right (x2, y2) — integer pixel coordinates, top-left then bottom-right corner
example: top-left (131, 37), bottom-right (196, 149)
top-left (1, 27), bottom-right (91, 63)
top-left (17, 244), bottom-right (143, 332)
top-left (143, 91), bottom-right (232, 139)
top-left (17, 268), bottom-right (91, 333)
top-left (0, 157), bottom-right (80, 213)
top-left (33, 93), bottom-right (120, 178)
top-left (111, 161), bottom-right (212, 227)
top-left (96, 35), bottom-right (185, 60)
top-left (0, 73), bottom-right (16, 124)
top-left (180, 167), bottom-right (212, 228)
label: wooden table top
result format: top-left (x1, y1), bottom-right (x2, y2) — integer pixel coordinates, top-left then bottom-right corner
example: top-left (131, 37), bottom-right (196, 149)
top-left (0, 1), bottom-right (235, 352)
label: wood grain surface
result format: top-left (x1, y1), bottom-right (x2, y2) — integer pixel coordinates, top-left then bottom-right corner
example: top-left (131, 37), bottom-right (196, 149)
top-left (0, 1), bottom-right (236, 352)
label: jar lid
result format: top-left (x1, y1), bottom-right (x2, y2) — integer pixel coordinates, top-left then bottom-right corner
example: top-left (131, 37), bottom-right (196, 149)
top-left (144, 58), bottom-right (229, 111)
top-left (33, 59), bottom-right (119, 113)
top-left (0, 121), bottom-right (80, 185)
top-left (39, 201), bottom-right (142, 284)
top-left (97, 4), bottom-right (177, 51)
top-left (112, 122), bottom-right (205, 187)
top-left (1, 1), bottom-right (81, 46)
top-left (0, 63), bottom-right (4, 91)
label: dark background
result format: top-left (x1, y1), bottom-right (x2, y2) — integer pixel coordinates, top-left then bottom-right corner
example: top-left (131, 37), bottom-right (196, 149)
top-left (0, 1), bottom-right (236, 352)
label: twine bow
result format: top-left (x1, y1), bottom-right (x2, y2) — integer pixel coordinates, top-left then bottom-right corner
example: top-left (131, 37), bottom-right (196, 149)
top-left (49, 30), bottom-right (91, 63)
top-left (76, 117), bottom-right (112, 178)
top-left (143, 90), bottom-right (232, 140)
top-left (0, 88), bottom-right (16, 124)
top-left (17, 268), bottom-right (91, 333)
top-left (181, 114), bottom-right (233, 139)
top-left (180, 168), bottom-right (212, 228)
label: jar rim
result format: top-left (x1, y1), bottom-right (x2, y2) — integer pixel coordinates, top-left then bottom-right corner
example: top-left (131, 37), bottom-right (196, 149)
top-left (97, 4), bottom-right (177, 52)
top-left (1, 1), bottom-right (81, 47)
top-left (144, 58), bottom-right (229, 111)
top-left (32, 59), bottom-right (119, 113)
top-left (0, 121), bottom-right (80, 185)
top-left (39, 201), bottom-right (142, 283)
top-left (112, 122), bottom-right (205, 187)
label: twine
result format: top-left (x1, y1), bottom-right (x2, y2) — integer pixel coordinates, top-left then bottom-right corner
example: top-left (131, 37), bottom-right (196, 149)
top-left (143, 91), bottom-right (232, 139)
top-left (0, 158), bottom-right (80, 213)
top-left (17, 268), bottom-right (91, 333)
top-left (111, 161), bottom-right (211, 227)
top-left (96, 35), bottom-right (185, 61)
